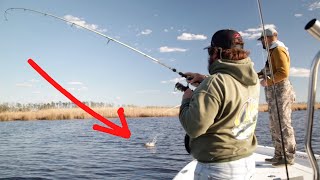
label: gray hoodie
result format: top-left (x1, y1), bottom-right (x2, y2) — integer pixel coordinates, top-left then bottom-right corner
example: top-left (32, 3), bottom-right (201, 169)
top-left (179, 57), bottom-right (260, 163)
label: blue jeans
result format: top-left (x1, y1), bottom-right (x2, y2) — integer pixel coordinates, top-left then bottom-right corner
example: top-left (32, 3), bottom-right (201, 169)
top-left (194, 155), bottom-right (255, 180)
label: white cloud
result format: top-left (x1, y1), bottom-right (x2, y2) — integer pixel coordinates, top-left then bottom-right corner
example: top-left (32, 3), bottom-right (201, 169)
top-left (64, 15), bottom-right (107, 33)
top-left (177, 33), bottom-right (207, 40)
top-left (239, 31), bottom-right (256, 39)
top-left (29, 79), bottom-right (39, 83)
top-left (309, 2), bottom-right (320, 11)
top-left (140, 29), bottom-right (152, 35)
top-left (159, 46), bottom-right (187, 53)
top-left (16, 83), bottom-right (32, 87)
top-left (161, 77), bottom-right (185, 84)
top-left (78, 87), bottom-right (88, 91)
top-left (164, 29), bottom-right (169, 32)
top-left (239, 24), bottom-right (277, 40)
top-left (239, 31), bottom-right (258, 40)
top-left (290, 67), bottom-right (310, 77)
top-left (67, 87), bottom-right (75, 91)
top-left (67, 81), bottom-right (83, 85)
top-left (294, 13), bottom-right (303, 17)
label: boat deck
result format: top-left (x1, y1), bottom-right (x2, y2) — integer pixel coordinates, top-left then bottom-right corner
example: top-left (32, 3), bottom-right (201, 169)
top-left (174, 145), bottom-right (320, 180)
top-left (254, 146), bottom-right (318, 180)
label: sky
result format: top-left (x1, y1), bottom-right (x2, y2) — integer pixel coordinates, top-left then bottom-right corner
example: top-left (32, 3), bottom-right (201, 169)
top-left (1, 0), bottom-right (320, 107)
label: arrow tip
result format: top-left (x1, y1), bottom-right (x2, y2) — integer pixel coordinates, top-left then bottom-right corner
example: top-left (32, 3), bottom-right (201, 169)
top-left (121, 129), bottom-right (131, 139)
top-left (118, 107), bottom-right (124, 114)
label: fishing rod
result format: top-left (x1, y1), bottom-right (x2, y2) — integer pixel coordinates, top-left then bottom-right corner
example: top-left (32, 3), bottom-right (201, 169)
top-left (4, 8), bottom-right (190, 91)
top-left (256, 0), bottom-right (290, 179)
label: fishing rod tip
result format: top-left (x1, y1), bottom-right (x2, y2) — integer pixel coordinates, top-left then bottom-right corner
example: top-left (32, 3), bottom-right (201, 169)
top-left (3, 14), bottom-right (8, 21)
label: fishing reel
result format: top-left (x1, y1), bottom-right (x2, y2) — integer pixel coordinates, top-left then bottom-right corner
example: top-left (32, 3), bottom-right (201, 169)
top-left (175, 82), bottom-right (189, 92)
top-left (175, 76), bottom-right (199, 92)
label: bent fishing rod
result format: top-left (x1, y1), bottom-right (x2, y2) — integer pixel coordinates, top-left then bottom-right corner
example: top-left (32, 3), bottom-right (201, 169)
top-left (4, 8), bottom-right (190, 90)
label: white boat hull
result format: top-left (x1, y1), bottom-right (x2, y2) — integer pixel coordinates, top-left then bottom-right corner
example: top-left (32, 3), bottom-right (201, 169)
top-left (173, 145), bottom-right (320, 180)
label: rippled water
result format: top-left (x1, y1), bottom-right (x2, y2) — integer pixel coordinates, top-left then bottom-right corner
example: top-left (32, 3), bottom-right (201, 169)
top-left (0, 110), bottom-right (319, 179)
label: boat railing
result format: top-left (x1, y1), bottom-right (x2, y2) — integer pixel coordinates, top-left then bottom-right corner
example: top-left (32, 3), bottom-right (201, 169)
top-left (304, 18), bottom-right (320, 180)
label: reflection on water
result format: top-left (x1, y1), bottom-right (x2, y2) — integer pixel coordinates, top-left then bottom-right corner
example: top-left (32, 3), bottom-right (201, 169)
top-left (0, 111), bottom-right (319, 179)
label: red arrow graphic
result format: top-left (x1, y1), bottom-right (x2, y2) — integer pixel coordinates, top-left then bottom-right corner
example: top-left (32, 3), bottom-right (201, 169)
top-left (27, 59), bottom-right (131, 139)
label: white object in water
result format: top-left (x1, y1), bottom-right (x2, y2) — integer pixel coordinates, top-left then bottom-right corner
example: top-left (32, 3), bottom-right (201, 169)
top-left (144, 141), bottom-right (156, 147)
top-left (173, 145), bottom-right (320, 180)
top-left (145, 136), bottom-right (157, 147)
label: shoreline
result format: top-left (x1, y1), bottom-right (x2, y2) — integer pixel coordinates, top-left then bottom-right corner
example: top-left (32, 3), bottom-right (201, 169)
top-left (0, 103), bottom-right (317, 121)
top-left (0, 107), bottom-right (179, 121)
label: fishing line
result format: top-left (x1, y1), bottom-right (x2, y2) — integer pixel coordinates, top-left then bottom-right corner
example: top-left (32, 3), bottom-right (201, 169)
top-left (4, 8), bottom-right (190, 80)
top-left (5, 7), bottom-right (190, 149)
top-left (256, 0), bottom-right (290, 179)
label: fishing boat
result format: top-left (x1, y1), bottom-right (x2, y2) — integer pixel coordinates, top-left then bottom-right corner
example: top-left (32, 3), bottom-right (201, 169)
top-left (174, 19), bottom-right (320, 180)
top-left (174, 145), bottom-right (320, 180)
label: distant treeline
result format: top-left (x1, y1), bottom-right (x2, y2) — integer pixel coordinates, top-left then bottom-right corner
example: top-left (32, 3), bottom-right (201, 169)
top-left (258, 102), bottom-right (320, 112)
top-left (0, 101), bottom-right (319, 114)
top-left (0, 102), bottom-right (320, 121)
top-left (0, 101), bottom-right (126, 113)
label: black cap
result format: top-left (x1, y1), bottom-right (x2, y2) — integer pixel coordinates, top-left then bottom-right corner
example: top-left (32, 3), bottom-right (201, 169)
top-left (210, 29), bottom-right (244, 49)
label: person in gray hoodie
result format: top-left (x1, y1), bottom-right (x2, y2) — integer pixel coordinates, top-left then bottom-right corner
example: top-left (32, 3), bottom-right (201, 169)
top-left (179, 29), bottom-right (260, 180)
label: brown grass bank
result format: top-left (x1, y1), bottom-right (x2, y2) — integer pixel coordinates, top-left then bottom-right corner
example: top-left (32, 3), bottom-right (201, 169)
top-left (0, 103), bottom-right (318, 121)
top-left (0, 107), bottom-right (180, 121)
top-left (258, 103), bottom-right (320, 112)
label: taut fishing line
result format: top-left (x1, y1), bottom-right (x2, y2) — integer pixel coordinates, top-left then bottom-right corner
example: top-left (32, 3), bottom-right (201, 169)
top-left (4, 8), bottom-right (190, 91)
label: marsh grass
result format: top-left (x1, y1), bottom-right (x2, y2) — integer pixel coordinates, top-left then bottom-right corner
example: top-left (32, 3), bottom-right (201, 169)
top-left (0, 107), bottom-right (180, 121)
top-left (258, 103), bottom-right (320, 112)
top-left (0, 103), bottom-right (317, 121)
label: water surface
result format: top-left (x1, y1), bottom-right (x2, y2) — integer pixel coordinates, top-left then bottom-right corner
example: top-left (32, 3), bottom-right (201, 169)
top-left (0, 110), bottom-right (319, 179)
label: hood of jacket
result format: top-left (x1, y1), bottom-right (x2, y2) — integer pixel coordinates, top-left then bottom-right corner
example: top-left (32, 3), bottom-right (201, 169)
top-left (270, 40), bottom-right (289, 53)
top-left (209, 57), bottom-right (258, 86)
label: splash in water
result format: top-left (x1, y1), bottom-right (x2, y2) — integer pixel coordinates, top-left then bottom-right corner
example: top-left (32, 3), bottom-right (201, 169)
top-left (144, 134), bottom-right (160, 147)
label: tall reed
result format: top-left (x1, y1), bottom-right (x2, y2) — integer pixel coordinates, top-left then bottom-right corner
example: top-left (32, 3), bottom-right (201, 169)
top-left (0, 104), bottom-right (317, 121)
top-left (0, 107), bottom-right (180, 121)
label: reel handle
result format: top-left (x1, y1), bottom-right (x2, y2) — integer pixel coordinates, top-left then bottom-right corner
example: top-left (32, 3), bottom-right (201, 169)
top-left (179, 72), bottom-right (193, 81)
